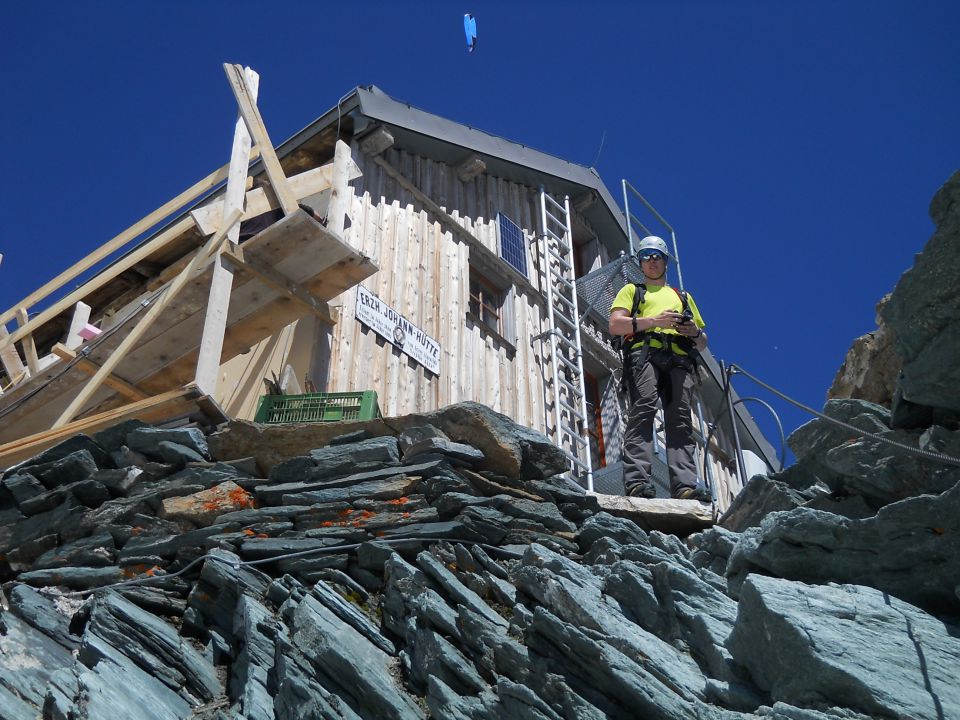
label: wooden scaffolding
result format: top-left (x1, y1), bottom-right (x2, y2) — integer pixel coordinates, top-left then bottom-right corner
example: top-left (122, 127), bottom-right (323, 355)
top-left (0, 64), bottom-right (377, 468)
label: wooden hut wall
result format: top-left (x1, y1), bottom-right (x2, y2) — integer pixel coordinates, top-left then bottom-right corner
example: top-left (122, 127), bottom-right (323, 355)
top-left (323, 145), bottom-right (552, 428)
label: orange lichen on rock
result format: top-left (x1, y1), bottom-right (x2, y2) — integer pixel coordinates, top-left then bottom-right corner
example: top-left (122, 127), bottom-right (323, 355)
top-left (388, 497), bottom-right (409, 505)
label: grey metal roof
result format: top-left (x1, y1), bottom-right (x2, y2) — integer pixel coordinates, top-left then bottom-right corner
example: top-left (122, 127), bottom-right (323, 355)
top-left (276, 86), bottom-right (632, 256)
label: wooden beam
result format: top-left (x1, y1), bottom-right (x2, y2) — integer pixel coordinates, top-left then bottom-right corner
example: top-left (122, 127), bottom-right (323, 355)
top-left (359, 126), bottom-right (394, 156)
top-left (223, 63), bottom-right (298, 214)
top-left (326, 140), bottom-right (353, 238)
top-left (221, 243), bottom-right (336, 325)
top-left (53, 208), bottom-right (243, 428)
top-left (51, 343), bottom-right (147, 401)
top-left (456, 154), bottom-right (486, 182)
top-left (16, 308), bottom-right (39, 377)
top-left (0, 216), bottom-right (194, 355)
top-left (0, 323), bottom-right (26, 383)
top-left (0, 384), bottom-right (225, 471)
top-left (195, 67), bottom-right (259, 397)
top-left (189, 160), bottom-right (362, 236)
top-left (0, 150), bottom-right (261, 329)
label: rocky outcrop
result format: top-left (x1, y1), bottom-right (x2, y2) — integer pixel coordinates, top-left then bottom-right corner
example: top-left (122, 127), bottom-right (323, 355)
top-left (828, 295), bottom-right (899, 406)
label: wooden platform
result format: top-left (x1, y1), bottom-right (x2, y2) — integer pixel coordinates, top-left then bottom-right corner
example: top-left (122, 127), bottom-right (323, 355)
top-left (590, 492), bottom-right (716, 536)
top-left (0, 211), bottom-right (376, 443)
top-left (0, 384), bottom-right (229, 470)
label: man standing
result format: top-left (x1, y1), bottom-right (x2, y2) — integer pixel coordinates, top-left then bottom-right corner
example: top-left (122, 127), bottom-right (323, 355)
top-left (608, 236), bottom-right (710, 501)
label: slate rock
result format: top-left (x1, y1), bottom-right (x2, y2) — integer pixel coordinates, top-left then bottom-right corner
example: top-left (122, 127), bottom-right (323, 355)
top-left (32, 449), bottom-right (101, 489)
top-left (4, 434), bottom-right (110, 480)
top-left (18, 565), bottom-right (125, 589)
top-left (93, 418), bottom-right (151, 452)
top-left (258, 459), bottom-right (439, 505)
top-left (2, 472), bottom-right (46, 507)
top-left (0, 611), bottom-right (76, 715)
top-left (727, 574), bottom-right (960, 720)
top-left (157, 440), bottom-right (207, 466)
top-left (285, 592), bottom-right (425, 719)
top-left (160, 480), bottom-right (256, 527)
top-left (232, 595), bottom-right (277, 720)
top-left (577, 511), bottom-right (650, 551)
top-left (407, 622), bottom-right (487, 695)
top-left (126, 426), bottom-right (210, 460)
top-left (726, 480), bottom-right (960, 614)
top-left (33, 532), bottom-right (115, 570)
top-left (720, 474), bottom-right (806, 532)
top-left (689, 526), bottom-right (741, 576)
top-left (403, 437), bottom-right (485, 465)
top-left (417, 549), bottom-right (508, 628)
top-left (329, 428), bottom-right (375, 446)
top-left (382, 554), bottom-right (461, 640)
top-left (91, 467), bottom-right (144, 496)
top-left (283, 475), bottom-right (421, 505)
top-left (8, 584), bottom-right (80, 650)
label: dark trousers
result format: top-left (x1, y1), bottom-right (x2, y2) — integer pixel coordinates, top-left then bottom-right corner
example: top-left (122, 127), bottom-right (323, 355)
top-left (622, 358), bottom-right (700, 496)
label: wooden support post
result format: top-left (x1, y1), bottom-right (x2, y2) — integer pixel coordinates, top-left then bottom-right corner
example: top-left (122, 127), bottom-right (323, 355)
top-left (53, 208), bottom-right (242, 428)
top-left (223, 63), bottom-right (298, 214)
top-left (16, 308), bottom-right (39, 377)
top-left (221, 244), bottom-right (336, 325)
top-left (195, 67), bottom-right (259, 397)
top-left (65, 302), bottom-right (92, 350)
top-left (0, 323), bottom-right (26, 385)
top-left (326, 140), bottom-right (353, 238)
top-left (51, 343), bottom-right (147, 401)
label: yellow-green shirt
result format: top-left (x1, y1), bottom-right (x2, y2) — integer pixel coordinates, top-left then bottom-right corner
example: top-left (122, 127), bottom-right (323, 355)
top-left (611, 284), bottom-right (706, 353)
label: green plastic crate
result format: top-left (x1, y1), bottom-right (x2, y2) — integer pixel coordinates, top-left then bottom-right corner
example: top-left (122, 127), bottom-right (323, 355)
top-left (254, 391), bottom-right (381, 424)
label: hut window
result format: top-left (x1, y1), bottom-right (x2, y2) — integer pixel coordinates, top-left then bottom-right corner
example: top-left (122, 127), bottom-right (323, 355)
top-left (467, 264), bottom-right (516, 345)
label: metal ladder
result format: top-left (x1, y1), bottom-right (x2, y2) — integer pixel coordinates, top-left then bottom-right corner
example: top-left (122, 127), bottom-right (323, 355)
top-left (535, 188), bottom-right (593, 489)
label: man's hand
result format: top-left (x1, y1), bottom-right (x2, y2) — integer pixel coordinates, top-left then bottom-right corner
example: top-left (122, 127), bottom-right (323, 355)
top-left (655, 310), bottom-right (683, 329)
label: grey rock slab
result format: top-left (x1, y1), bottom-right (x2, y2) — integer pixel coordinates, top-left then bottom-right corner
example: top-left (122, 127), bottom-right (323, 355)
top-left (605, 559), bottom-right (740, 681)
top-left (93, 418), bottom-right (150, 452)
top-left (4, 434), bottom-right (110, 481)
top-left (404, 437), bottom-right (485, 464)
top-left (238, 536), bottom-right (343, 560)
top-left (525, 607), bottom-right (701, 720)
top-left (282, 474), bottom-right (421, 505)
top-left (126, 426), bottom-right (210, 459)
top-left (286, 592), bottom-right (425, 719)
top-left (726, 481), bottom-right (960, 614)
top-left (309, 579), bottom-right (396, 655)
top-left (157, 439), bottom-right (207, 466)
top-left (17, 566), bottom-right (124, 589)
top-left (727, 574), bottom-right (960, 720)
top-left (2, 472), bottom-right (45, 507)
top-left (407, 623), bottom-right (487, 695)
top-left (76, 631), bottom-right (193, 720)
top-left (232, 595), bottom-right (278, 720)
top-left (32, 532), bottom-right (115, 570)
top-left (397, 424), bottom-right (449, 453)
top-left (689, 525), bottom-right (741, 576)
top-left (0, 611), bottom-right (76, 712)
top-left (577, 511), bottom-right (650, 551)
top-left (258, 459), bottom-right (438, 505)
top-left (457, 605), bottom-right (531, 686)
top-left (513, 543), bottom-right (707, 701)
top-left (7, 584), bottom-right (80, 650)
top-left (719, 474), bottom-right (806, 532)
top-left (417, 549), bottom-right (509, 628)
top-left (87, 591), bottom-right (220, 701)
top-left (382, 553), bottom-right (461, 640)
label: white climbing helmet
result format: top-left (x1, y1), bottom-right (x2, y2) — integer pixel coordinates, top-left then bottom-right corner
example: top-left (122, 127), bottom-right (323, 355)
top-left (636, 235), bottom-right (672, 260)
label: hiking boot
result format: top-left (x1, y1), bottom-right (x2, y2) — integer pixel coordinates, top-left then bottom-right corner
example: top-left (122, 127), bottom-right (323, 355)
top-left (673, 486), bottom-right (711, 502)
top-left (626, 483), bottom-right (657, 499)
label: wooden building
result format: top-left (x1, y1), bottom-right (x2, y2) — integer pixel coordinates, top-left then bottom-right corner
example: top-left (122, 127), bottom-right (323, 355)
top-left (0, 72), bottom-right (777, 511)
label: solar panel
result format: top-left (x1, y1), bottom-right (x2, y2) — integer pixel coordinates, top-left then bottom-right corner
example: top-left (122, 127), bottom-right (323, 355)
top-left (497, 212), bottom-right (528, 277)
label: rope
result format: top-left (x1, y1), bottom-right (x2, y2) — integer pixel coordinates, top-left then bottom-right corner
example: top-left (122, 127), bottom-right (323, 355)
top-left (15, 536), bottom-right (524, 600)
top-left (729, 363), bottom-right (960, 468)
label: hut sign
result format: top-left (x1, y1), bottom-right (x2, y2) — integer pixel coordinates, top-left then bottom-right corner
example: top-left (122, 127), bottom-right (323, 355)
top-left (356, 286), bottom-right (441, 374)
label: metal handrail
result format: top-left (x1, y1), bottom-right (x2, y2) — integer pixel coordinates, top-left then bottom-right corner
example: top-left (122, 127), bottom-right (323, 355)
top-left (621, 179), bottom-right (684, 293)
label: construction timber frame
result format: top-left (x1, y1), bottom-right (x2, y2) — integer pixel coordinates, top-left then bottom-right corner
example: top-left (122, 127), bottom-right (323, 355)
top-left (0, 64), bottom-right (376, 467)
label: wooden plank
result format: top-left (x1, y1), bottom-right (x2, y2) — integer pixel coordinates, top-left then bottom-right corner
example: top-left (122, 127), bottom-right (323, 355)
top-left (0, 323), bottom-right (26, 382)
top-left (0, 385), bottom-right (225, 471)
top-left (53, 208), bottom-right (243, 427)
top-left (196, 67), bottom-right (259, 397)
top-left (223, 63), bottom-right (298, 214)
top-left (65, 302), bottom-right (92, 350)
top-left (190, 160), bottom-right (362, 236)
top-left (0, 151), bottom-right (260, 329)
top-left (221, 243), bottom-right (335, 325)
top-left (51, 343), bottom-right (147, 401)
top-left (16, 308), bottom-right (39, 376)
top-left (0, 216), bottom-right (194, 353)
top-left (326, 140), bottom-right (353, 238)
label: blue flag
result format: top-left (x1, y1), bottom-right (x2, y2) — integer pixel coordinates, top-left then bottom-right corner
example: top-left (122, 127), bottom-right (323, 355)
top-left (464, 13), bottom-right (477, 53)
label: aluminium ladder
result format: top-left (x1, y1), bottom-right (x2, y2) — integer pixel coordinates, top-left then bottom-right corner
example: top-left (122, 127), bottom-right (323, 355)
top-left (535, 188), bottom-right (593, 489)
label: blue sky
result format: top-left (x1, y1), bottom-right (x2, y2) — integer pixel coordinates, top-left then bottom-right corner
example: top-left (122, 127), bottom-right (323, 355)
top-left (2, 1), bottom-right (958, 458)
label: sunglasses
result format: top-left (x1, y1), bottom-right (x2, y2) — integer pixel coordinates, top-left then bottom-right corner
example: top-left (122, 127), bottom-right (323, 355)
top-left (639, 253), bottom-right (665, 262)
